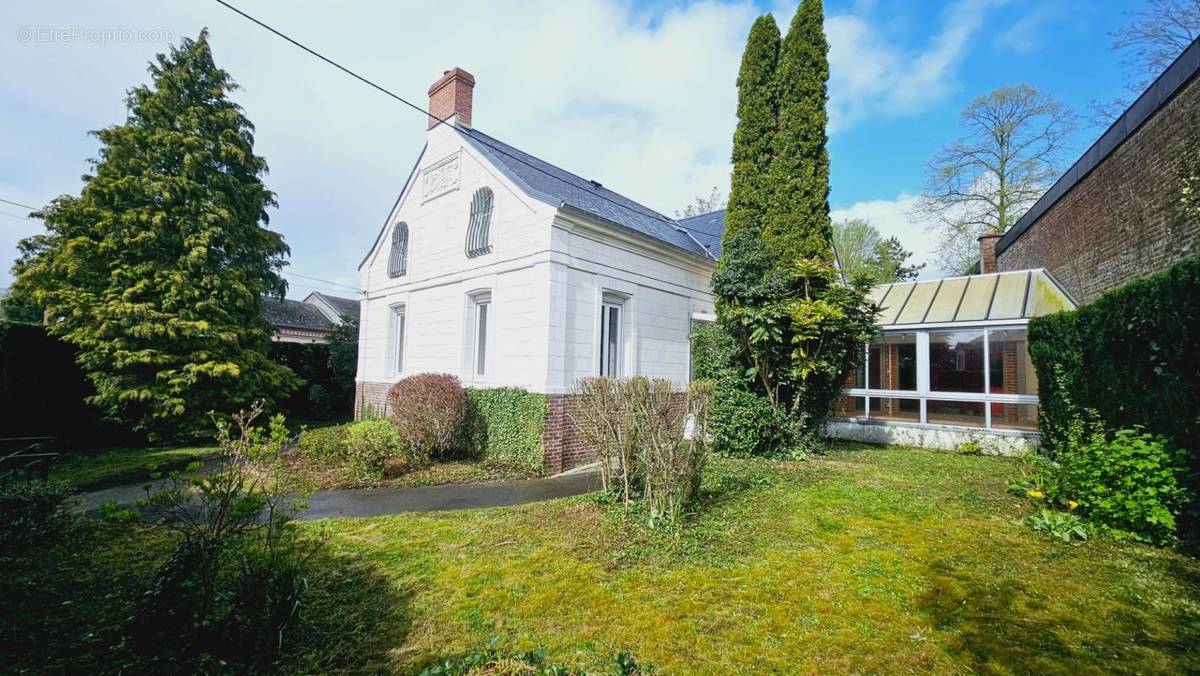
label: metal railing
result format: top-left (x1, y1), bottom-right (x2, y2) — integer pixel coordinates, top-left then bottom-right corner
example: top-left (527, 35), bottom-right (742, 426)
top-left (0, 437), bottom-right (58, 486)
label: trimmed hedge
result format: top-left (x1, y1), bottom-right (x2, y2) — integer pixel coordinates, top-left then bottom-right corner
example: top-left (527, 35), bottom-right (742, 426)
top-left (1028, 255), bottom-right (1199, 454)
top-left (1028, 255), bottom-right (1200, 525)
top-left (464, 388), bottom-right (548, 472)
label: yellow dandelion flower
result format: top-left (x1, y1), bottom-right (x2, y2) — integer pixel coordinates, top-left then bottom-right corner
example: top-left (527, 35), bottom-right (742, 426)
top-left (1068, 500), bottom-right (1078, 510)
top-left (1027, 489), bottom-right (1044, 500)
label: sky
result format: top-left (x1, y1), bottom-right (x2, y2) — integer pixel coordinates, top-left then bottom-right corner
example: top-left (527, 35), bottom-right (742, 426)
top-left (0, 0), bottom-right (1142, 296)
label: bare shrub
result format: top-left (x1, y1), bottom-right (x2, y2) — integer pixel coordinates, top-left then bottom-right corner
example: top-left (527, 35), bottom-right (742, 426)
top-left (387, 373), bottom-right (468, 461)
top-left (570, 376), bottom-right (713, 526)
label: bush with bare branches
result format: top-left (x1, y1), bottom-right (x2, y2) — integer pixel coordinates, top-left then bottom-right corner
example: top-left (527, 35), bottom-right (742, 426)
top-left (570, 376), bottom-right (713, 526)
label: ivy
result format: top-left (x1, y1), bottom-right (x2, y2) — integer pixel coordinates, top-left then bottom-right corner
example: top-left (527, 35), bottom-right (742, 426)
top-left (464, 388), bottom-right (548, 472)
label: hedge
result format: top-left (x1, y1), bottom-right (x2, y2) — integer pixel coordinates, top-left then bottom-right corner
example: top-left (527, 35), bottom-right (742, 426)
top-left (1027, 255), bottom-right (1200, 506)
top-left (464, 388), bottom-right (548, 472)
top-left (267, 342), bottom-right (353, 422)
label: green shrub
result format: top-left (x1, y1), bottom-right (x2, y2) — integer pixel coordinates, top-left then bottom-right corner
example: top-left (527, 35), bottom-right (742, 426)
top-left (710, 378), bottom-right (792, 458)
top-left (296, 425), bottom-right (349, 460)
top-left (1027, 508), bottom-right (1088, 543)
top-left (388, 374), bottom-right (468, 460)
top-left (464, 387), bottom-right (547, 471)
top-left (1059, 428), bottom-right (1188, 543)
top-left (0, 480), bottom-right (77, 550)
top-left (343, 419), bottom-right (404, 480)
top-left (1028, 254), bottom-right (1200, 530)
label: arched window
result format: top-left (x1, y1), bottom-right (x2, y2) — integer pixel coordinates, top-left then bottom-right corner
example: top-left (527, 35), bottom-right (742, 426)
top-left (387, 221), bottom-right (408, 278)
top-left (465, 187), bottom-right (494, 257)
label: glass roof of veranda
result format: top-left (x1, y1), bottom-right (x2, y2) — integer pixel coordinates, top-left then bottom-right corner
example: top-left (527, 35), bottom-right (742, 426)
top-left (868, 269), bottom-right (1076, 327)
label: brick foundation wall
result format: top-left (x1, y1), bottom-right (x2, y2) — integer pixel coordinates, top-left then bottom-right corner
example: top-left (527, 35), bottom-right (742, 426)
top-left (354, 381), bottom-right (392, 420)
top-left (542, 394), bottom-right (595, 475)
top-left (997, 68), bottom-right (1200, 302)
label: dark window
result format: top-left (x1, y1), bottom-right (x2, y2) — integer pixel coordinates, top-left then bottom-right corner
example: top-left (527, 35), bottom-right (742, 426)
top-left (387, 222), bottom-right (408, 278)
top-left (465, 188), bottom-right (494, 257)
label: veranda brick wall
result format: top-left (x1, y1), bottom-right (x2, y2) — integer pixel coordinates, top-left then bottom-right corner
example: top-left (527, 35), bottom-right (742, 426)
top-left (997, 70), bottom-right (1200, 302)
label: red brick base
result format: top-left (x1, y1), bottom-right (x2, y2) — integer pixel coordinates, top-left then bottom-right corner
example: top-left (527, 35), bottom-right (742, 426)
top-left (541, 394), bottom-right (598, 474)
top-left (354, 381), bottom-right (392, 420)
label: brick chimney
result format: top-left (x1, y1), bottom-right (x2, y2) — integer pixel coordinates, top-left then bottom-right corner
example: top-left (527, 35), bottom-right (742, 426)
top-left (978, 228), bottom-right (1002, 274)
top-left (427, 67), bottom-right (475, 129)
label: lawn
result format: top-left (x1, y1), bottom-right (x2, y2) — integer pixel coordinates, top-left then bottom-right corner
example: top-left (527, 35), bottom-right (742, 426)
top-left (282, 454), bottom-right (540, 491)
top-left (49, 444), bottom-right (221, 490)
top-left (5, 445), bottom-right (1198, 673)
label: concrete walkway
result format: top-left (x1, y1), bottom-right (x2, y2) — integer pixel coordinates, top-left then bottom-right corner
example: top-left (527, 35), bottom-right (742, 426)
top-left (77, 464), bottom-right (602, 518)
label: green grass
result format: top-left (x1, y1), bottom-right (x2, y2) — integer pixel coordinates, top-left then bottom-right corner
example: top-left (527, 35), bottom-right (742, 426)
top-left (5, 445), bottom-right (1198, 673)
top-left (50, 444), bottom-right (221, 490)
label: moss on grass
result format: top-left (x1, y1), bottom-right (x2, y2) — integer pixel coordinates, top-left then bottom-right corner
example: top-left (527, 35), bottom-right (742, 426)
top-left (7, 446), bottom-right (1199, 673)
top-left (315, 447), bottom-right (1200, 673)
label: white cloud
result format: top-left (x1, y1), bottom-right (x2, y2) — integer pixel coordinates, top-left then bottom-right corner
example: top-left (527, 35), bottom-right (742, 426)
top-left (0, 0), bottom-right (1005, 295)
top-left (826, 0), bottom-right (1006, 131)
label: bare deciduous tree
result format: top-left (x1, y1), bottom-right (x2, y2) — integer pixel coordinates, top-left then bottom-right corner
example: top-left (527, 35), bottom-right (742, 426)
top-left (675, 186), bottom-right (727, 218)
top-left (915, 84), bottom-right (1077, 275)
top-left (1090, 0), bottom-right (1200, 125)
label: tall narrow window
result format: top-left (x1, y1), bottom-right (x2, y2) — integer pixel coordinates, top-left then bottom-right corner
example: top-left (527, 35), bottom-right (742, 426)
top-left (472, 293), bottom-right (491, 376)
top-left (465, 188), bottom-right (494, 257)
top-left (391, 305), bottom-right (407, 375)
top-left (387, 222), bottom-right (409, 278)
top-left (599, 301), bottom-right (622, 377)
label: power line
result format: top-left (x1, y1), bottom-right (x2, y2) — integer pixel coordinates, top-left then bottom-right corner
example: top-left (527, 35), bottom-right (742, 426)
top-left (281, 270), bottom-right (361, 292)
top-left (0, 197), bottom-right (41, 212)
top-left (209, 0), bottom-right (714, 258)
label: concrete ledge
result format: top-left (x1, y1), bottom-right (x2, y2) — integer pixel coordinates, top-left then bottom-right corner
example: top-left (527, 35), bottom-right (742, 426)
top-left (825, 420), bottom-right (1038, 456)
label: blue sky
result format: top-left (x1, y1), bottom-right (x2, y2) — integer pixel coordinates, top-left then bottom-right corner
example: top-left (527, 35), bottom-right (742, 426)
top-left (0, 1), bottom-right (1145, 295)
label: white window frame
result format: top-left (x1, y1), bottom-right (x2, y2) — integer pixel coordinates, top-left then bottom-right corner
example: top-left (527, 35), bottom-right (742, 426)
top-left (470, 292), bottom-right (491, 378)
top-left (838, 323), bottom-right (1038, 433)
top-left (599, 301), bottom-right (623, 377)
top-left (389, 304), bottom-right (407, 377)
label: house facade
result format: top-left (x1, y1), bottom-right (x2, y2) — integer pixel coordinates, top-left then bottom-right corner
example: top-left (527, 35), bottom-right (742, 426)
top-left (995, 36), bottom-right (1200, 302)
top-left (354, 69), bottom-right (719, 472)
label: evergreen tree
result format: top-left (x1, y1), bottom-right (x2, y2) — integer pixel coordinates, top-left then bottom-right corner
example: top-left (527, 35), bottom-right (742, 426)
top-left (722, 14), bottom-right (780, 245)
top-left (13, 31), bottom-right (297, 437)
top-left (763, 0), bottom-right (833, 263)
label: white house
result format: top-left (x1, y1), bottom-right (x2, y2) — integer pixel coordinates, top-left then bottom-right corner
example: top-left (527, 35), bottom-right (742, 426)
top-left (355, 67), bottom-right (1074, 469)
top-left (354, 68), bottom-right (720, 471)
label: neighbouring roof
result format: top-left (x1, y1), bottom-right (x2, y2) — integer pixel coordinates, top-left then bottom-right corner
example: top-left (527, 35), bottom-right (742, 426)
top-left (869, 269), bottom-right (1076, 328)
top-left (307, 291), bottom-right (360, 322)
top-left (997, 36), bottom-right (1200, 255)
top-left (456, 126), bottom-right (719, 260)
top-left (261, 297), bottom-right (333, 333)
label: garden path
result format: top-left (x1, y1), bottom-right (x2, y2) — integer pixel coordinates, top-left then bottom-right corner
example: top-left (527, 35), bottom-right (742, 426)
top-left (76, 463), bottom-right (602, 517)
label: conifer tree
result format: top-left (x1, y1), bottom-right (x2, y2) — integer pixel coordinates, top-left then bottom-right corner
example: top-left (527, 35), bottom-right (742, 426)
top-left (763, 0), bottom-right (833, 263)
top-left (722, 14), bottom-right (781, 245)
top-left (13, 31), bottom-right (298, 437)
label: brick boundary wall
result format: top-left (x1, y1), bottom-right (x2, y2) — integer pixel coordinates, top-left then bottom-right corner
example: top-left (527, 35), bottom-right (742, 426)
top-left (996, 68), bottom-right (1200, 302)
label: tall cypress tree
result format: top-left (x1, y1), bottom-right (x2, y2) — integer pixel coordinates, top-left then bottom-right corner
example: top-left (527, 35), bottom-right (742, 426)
top-left (763, 0), bottom-right (833, 263)
top-left (722, 14), bottom-right (781, 246)
top-left (16, 30), bottom-right (298, 437)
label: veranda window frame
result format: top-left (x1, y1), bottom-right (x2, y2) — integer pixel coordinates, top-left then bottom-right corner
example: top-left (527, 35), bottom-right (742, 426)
top-left (839, 322), bottom-right (1039, 432)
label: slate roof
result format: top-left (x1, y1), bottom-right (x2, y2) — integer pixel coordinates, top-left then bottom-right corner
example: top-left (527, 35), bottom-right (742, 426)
top-left (261, 297), bottom-right (333, 332)
top-left (308, 291), bottom-right (360, 322)
top-left (456, 126), bottom-right (719, 260)
top-left (677, 209), bottom-right (726, 259)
